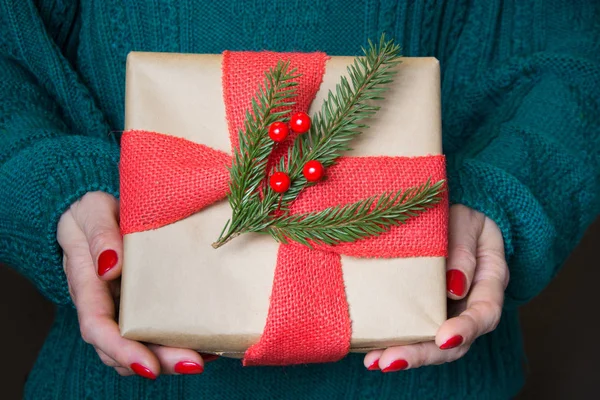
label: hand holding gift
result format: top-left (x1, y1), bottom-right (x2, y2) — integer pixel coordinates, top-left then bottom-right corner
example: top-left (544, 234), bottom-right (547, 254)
top-left (56, 193), bottom-right (507, 377)
top-left (57, 192), bottom-right (214, 378)
top-left (363, 205), bottom-right (508, 372)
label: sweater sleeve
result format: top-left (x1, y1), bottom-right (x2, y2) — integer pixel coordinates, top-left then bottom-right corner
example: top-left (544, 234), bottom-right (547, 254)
top-left (0, 1), bottom-right (119, 305)
top-left (446, 45), bottom-right (600, 307)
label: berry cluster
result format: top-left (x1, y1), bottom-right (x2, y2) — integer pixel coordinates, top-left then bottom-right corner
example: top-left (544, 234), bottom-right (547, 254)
top-left (267, 112), bottom-right (324, 193)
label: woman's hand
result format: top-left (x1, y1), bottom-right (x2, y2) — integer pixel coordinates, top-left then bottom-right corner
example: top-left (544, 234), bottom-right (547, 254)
top-left (57, 191), bottom-right (214, 379)
top-left (364, 204), bottom-right (509, 372)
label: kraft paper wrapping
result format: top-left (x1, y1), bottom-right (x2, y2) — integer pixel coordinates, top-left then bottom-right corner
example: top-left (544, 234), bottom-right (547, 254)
top-left (119, 52), bottom-right (447, 357)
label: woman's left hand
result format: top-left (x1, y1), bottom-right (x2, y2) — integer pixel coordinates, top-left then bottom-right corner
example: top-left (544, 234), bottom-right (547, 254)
top-left (364, 204), bottom-right (509, 372)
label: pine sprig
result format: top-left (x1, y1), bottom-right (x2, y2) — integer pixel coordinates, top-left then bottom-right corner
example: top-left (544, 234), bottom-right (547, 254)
top-left (265, 180), bottom-right (445, 247)
top-left (217, 61), bottom-right (300, 245)
top-left (274, 36), bottom-right (402, 210)
top-left (242, 37), bottom-right (403, 221)
top-left (212, 35), bottom-right (443, 250)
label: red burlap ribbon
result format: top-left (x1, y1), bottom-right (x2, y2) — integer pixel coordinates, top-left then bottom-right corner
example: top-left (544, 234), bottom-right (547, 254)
top-left (120, 51), bottom-right (448, 366)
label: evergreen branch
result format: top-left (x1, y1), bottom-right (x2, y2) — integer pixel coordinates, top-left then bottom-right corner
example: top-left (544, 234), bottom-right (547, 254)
top-left (266, 179), bottom-right (445, 247)
top-left (213, 35), bottom-right (442, 251)
top-left (269, 35), bottom-right (402, 211)
top-left (214, 61), bottom-right (300, 247)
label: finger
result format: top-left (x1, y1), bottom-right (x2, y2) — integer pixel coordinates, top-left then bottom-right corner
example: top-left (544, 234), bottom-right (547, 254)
top-left (80, 296), bottom-right (160, 380)
top-left (72, 191), bottom-right (122, 280)
top-left (96, 349), bottom-right (120, 368)
top-left (478, 217), bottom-right (510, 291)
top-left (436, 217), bottom-right (507, 350)
top-left (363, 350), bottom-right (385, 371)
top-left (64, 229), bottom-right (159, 379)
top-left (58, 211), bottom-right (94, 274)
top-left (446, 205), bottom-right (485, 299)
top-left (59, 226), bottom-right (86, 305)
top-left (78, 290), bottom-right (160, 379)
top-left (377, 341), bottom-right (470, 372)
top-left (147, 344), bottom-right (205, 375)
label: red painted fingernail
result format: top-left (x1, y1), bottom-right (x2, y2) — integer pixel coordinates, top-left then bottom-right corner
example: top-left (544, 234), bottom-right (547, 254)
top-left (130, 363), bottom-right (156, 380)
top-left (446, 269), bottom-right (467, 296)
top-left (440, 335), bottom-right (464, 350)
top-left (201, 354), bottom-right (219, 362)
top-left (174, 361), bottom-right (204, 374)
top-left (367, 359), bottom-right (380, 370)
top-left (381, 359), bottom-right (409, 373)
top-left (98, 249), bottom-right (118, 276)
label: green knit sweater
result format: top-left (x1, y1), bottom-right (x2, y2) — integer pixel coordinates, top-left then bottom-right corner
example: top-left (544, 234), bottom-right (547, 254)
top-left (1, 1), bottom-right (599, 399)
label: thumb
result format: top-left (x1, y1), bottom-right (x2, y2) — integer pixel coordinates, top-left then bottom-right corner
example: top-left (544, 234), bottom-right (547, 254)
top-left (446, 205), bottom-right (485, 299)
top-left (72, 191), bottom-right (122, 280)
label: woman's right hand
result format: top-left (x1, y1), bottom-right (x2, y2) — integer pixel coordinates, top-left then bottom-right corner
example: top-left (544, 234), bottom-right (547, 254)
top-left (57, 191), bottom-right (213, 379)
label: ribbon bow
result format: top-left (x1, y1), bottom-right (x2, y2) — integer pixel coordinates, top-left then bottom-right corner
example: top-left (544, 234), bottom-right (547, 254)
top-left (120, 51), bottom-right (447, 366)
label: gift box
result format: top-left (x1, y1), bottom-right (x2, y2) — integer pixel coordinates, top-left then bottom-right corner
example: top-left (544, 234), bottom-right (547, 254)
top-left (119, 49), bottom-right (448, 365)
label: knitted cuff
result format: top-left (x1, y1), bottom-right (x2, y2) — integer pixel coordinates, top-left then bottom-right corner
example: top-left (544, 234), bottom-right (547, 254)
top-left (0, 136), bottom-right (120, 305)
top-left (447, 159), bottom-right (522, 308)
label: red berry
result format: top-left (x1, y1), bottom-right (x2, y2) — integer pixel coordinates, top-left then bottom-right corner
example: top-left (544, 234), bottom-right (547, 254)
top-left (269, 172), bottom-right (291, 193)
top-left (268, 121), bottom-right (289, 142)
top-left (290, 112), bottom-right (311, 133)
top-left (302, 160), bottom-right (324, 182)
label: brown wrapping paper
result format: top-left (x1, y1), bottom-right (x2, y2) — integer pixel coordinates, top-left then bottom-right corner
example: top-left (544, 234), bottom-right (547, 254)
top-left (119, 52), bottom-right (447, 357)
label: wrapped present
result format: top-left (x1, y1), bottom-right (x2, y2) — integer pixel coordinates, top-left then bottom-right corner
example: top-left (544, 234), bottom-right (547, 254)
top-left (119, 45), bottom-right (448, 366)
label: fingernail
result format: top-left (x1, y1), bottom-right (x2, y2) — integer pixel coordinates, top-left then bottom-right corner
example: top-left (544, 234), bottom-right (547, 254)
top-left (381, 359), bottom-right (409, 373)
top-left (440, 335), bottom-right (464, 350)
top-left (446, 269), bottom-right (467, 296)
top-left (130, 363), bottom-right (156, 380)
top-left (98, 249), bottom-right (118, 276)
top-left (367, 359), bottom-right (380, 371)
top-left (174, 361), bottom-right (204, 375)
top-left (201, 354), bottom-right (219, 363)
